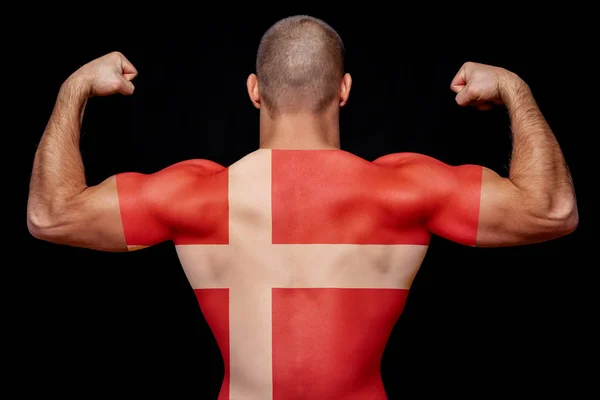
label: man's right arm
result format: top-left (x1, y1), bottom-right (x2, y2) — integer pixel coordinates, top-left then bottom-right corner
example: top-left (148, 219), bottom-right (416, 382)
top-left (476, 73), bottom-right (577, 245)
top-left (424, 62), bottom-right (578, 247)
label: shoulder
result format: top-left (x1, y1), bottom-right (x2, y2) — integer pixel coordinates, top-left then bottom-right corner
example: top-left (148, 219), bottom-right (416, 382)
top-left (144, 159), bottom-right (227, 184)
top-left (116, 159), bottom-right (227, 200)
top-left (372, 152), bottom-right (454, 181)
top-left (155, 159), bottom-right (227, 177)
top-left (373, 152), bottom-right (447, 169)
top-left (372, 152), bottom-right (482, 192)
top-left (150, 159), bottom-right (228, 196)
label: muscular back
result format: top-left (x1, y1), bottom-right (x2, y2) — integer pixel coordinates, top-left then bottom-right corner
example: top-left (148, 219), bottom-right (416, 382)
top-left (116, 149), bottom-right (482, 399)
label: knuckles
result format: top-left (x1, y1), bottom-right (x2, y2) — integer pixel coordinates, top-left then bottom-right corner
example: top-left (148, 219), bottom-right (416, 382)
top-left (108, 51), bottom-right (124, 59)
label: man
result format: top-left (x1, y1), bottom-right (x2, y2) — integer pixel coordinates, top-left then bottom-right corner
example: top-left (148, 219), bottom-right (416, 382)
top-left (28, 15), bottom-right (577, 400)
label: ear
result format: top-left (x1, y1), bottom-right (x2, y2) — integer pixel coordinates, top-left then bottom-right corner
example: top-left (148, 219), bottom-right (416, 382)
top-left (247, 73), bottom-right (261, 109)
top-left (339, 73), bottom-right (352, 107)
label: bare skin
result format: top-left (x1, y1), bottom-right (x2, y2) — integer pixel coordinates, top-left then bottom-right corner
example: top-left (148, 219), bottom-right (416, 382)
top-left (28, 52), bottom-right (577, 399)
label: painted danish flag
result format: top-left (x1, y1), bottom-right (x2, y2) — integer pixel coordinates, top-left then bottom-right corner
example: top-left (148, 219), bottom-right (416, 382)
top-left (117, 149), bottom-right (481, 399)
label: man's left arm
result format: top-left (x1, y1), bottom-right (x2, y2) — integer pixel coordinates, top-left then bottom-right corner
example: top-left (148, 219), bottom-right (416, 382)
top-left (27, 52), bottom-right (168, 252)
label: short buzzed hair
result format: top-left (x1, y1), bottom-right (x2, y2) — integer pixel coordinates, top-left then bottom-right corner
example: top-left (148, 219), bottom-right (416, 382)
top-left (256, 15), bottom-right (345, 115)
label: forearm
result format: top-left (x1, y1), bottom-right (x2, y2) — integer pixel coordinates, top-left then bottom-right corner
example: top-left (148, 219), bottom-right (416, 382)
top-left (28, 76), bottom-right (90, 228)
top-left (501, 74), bottom-right (577, 222)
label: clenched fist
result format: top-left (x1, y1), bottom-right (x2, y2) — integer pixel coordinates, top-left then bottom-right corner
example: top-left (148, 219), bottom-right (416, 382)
top-left (450, 62), bottom-right (523, 110)
top-left (69, 51), bottom-right (138, 97)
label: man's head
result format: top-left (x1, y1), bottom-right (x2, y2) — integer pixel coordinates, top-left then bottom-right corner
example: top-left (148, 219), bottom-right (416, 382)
top-left (247, 15), bottom-right (351, 117)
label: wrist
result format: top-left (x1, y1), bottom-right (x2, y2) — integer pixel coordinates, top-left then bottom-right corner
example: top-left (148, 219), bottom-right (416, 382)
top-left (57, 73), bottom-right (90, 125)
top-left (61, 72), bottom-right (92, 101)
top-left (499, 70), bottom-right (531, 107)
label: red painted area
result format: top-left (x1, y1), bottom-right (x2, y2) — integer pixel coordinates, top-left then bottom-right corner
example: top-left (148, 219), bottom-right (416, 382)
top-left (117, 159), bottom-right (229, 246)
top-left (194, 289), bottom-right (230, 400)
top-left (373, 152), bottom-right (482, 246)
top-left (272, 288), bottom-right (409, 399)
top-left (272, 150), bottom-right (481, 246)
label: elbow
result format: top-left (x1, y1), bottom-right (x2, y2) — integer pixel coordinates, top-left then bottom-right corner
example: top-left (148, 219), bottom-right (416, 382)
top-left (27, 209), bottom-right (64, 241)
top-left (28, 194), bottom-right (84, 243)
top-left (27, 210), bottom-right (52, 240)
top-left (531, 198), bottom-right (579, 239)
top-left (549, 197), bottom-right (579, 235)
top-left (559, 203), bottom-right (579, 235)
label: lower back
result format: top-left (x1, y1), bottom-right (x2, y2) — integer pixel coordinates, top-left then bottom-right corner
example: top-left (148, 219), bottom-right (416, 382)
top-left (194, 286), bottom-right (408, 399)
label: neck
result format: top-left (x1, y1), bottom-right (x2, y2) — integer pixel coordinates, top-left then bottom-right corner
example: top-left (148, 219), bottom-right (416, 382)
top-left (259, 108), bottom-right (341, 150)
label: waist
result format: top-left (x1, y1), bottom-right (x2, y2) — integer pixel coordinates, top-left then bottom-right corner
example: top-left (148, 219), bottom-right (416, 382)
top-left (224, 369), bottom-right (387, 400)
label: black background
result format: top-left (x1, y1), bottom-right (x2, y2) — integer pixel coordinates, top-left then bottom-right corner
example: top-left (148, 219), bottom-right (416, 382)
top-left (16, 10), bottom-right (591, 399)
